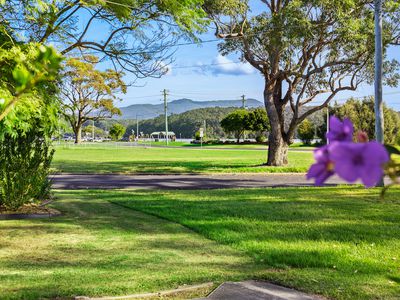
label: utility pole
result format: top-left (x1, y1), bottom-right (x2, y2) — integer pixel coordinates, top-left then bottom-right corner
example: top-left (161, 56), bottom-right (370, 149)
top-left (92, 119), bottom-right (95, 141)
top-left (374, 0), bottom-right (385, 187)
top-left (136, 114), bottom-right (140, 141)
top-left (374, 0), bottom-right (384, 144)
top-left (326, 106), bottom-right (330, 144)
top-left (203, 120), bottom-right (206, 138)
top-left (162, 89), bottom-right (169, 145)
top-left (241, 95), bottom-right (246, 109)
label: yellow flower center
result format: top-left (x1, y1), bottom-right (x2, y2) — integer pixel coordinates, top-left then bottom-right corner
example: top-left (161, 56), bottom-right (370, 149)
top-left (326, 161), bottom-right (334, 172)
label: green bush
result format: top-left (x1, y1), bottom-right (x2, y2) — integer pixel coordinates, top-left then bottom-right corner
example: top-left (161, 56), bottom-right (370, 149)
top-left (297, 119), bottom-right (315, 145)
top-left (109, 123), bottom-right (126, 141)
top-left (0, 130), bottom-right (54, 210)
top-left (255, 135), bottom-right (266, 143)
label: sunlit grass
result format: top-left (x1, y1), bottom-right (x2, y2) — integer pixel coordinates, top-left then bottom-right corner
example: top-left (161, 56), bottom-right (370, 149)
top-left (108, 186), bottom-right (400, 300)
top-left (52, 145), bottom-right (313, 174)
top-left (0, 191), bottom-right (257, 300)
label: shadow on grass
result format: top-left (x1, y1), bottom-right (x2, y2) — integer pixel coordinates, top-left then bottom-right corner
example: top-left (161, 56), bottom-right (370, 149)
top-left (103, 187), bottom-right (400, 276)
top-left (52, 159), bottom-right (309, 174)
top-left (0, 193), bottom-right (258, 300)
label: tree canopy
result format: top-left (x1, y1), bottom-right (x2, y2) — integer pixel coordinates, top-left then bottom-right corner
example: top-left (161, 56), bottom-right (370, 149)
top-left (59, 56), bottom-right (126, 143)
top-left (109, 123), bottom-right (126, 140)
top-left (0, 0), bottom-right (208, 77)
top-left (330, 97), bottom-right (400, 144)
top-left (220, 109), bottom-right (249, 143)
top-left (204, 0), bottom-right (400, 165)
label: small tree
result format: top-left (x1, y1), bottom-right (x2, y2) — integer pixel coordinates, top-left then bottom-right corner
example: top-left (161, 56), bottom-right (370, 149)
top-left (59, 56), bottom-right (127, 144)
top-left (220, 109), bottom-right (250, 143)
top-left (83, 125), bottom-right (106, 138)
top-left (297, 119), bottom-right (315, 145)
top-left (247, 108), bottom-right (270, 143)
top-left (109, 123), bottom-right (126, 141)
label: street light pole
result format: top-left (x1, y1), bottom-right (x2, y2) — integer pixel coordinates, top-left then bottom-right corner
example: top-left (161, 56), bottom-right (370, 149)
top-left (374, 0), bottom-right (385, 187)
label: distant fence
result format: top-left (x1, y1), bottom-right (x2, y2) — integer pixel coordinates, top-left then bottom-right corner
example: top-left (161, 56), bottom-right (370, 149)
top-left (53, 140), bottom-right (155, 149)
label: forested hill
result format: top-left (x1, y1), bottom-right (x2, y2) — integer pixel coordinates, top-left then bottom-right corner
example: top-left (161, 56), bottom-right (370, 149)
top-left (124, 107), bottom-right (239, 139)
top-left (118, 98), bottom-right (263, 119)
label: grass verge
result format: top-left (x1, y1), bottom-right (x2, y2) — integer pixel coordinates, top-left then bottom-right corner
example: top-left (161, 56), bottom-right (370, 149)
top-left (0, 191), bottom-right (258, 300)
top-left (106, 186), bottom-right (400, 300)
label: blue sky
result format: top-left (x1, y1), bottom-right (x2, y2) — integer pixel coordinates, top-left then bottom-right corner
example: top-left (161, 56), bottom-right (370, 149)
top-left (79, 2), bottom-right (400, 110)
top-left (119, 36), bottom-right (400, 110)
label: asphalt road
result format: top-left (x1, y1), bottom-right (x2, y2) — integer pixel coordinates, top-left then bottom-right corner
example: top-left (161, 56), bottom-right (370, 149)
top-left (51, 173), bottom-right (348, 190)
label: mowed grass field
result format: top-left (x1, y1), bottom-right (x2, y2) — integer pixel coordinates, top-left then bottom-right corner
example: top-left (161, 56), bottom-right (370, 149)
top-left (52, 143), bottom-right (314, 174)
top-left (0, 191), bottom-right (257, 300)
top-left (1, 187), bottom-right (399, 299)
top-left (109, 187), bottom-right (400, 300)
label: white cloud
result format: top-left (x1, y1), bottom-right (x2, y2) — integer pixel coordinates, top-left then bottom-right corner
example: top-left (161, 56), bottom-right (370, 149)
top-left (155, 60), bottom-right (172, 76)
top-left (210, 55), bottom-right (255, 76)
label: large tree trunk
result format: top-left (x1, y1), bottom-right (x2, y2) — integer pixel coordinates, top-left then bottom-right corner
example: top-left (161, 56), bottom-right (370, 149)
top-left (74, 124), bottom-right (82, 144)
top-left (264, 81), bottom-right (289, 166)
top-left (267, 132), bottom-right (288, 165)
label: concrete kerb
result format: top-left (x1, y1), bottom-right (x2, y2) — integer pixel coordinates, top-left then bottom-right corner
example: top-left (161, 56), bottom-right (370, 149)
top-left (74, 282), bottom-right (214, 300)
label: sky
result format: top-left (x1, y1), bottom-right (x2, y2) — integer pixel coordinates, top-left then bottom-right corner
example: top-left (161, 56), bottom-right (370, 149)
top-left (119, 35), bottom-right (400, 110)
top-left (84, 2), bottom-right (400, 110)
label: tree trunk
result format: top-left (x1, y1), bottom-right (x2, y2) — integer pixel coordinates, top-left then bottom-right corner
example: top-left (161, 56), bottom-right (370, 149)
top-left (264, 80), bottom-right (289, 166)
top-left (74, 124), bottom-right (82, 144)
top-left (267, 132), bottom-right (288, 165)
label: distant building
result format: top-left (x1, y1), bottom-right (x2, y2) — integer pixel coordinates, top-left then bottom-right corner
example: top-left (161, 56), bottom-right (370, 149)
top-left (150, 131), bottom-right (176, 141)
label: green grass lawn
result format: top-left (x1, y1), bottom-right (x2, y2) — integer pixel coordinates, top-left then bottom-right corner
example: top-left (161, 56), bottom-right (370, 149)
top-left (106, 187), bottom-right (400, 300)
top-left (131, 140), bottom-right (315, 150)
top-left (52, 144), bottom-right (313, 174)
top-left (0, 191), bottom-right (259, 300)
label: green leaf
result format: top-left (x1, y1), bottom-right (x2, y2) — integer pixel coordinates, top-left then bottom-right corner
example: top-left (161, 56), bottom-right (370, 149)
top-left (385, 144), bottom-right (400, 156)
top-left (12, 66), bottom-right (32, 92)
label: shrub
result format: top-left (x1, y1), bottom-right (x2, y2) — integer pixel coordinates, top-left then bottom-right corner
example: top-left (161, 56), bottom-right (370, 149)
top-left (0, 130), bottom-right (54, 210)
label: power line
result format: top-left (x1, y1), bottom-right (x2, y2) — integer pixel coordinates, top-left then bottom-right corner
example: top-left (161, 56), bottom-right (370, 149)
top-left (172, 60), bottom-right (242, 69)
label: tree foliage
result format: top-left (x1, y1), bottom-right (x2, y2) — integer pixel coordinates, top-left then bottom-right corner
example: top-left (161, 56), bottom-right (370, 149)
top-left (59, 56), bottom-right (126, 143)
top-left (204, 0), bottom-right (400, 166)
top-left (0, 0), bottom-right (208, 77)
top-left (297, 119), bottom-right (315, 145)
top-left (83, 125), bottom-right (106, 138)
top-left (109, 123), bottom-right (126, 140)
top-left (330, 97), bottom-right (400, 144)
top-left (220, 109), bottom-right (250, 143)
top-left (247, 108), bottom-right (269, 141)
top-left (0, 24), bottom-right (61, 210)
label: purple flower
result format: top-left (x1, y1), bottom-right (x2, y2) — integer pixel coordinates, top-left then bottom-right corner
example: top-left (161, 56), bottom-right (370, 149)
top-left (327, 116), bottom-right (354, 142)
top-left (330, 141), bottom-right (389, 187)
top-left (307, 145), bottom-right (335, 185)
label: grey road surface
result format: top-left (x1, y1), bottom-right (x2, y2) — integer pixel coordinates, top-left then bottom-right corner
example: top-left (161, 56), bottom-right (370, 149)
top-left (52, 173), bottom-right (348, 190)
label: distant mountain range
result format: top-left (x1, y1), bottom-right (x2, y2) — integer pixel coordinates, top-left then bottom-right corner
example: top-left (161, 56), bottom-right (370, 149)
top-left (117, 98), bottom-right (263, 119)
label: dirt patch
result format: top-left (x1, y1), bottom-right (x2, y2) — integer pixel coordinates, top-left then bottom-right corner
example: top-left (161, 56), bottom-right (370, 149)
top-left (0, 203), bottom-right (61, 220)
